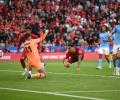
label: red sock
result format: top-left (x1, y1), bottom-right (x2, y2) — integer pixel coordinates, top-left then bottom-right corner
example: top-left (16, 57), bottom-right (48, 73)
top-left (20, 59), bottom-right (26, 69)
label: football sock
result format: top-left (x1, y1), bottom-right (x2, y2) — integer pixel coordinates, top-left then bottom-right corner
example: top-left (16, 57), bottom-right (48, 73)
top-left (118, 59), bottom-right (120, 68)
top-left (113, 59), bottom-right (116, 67)
top-left (115, 59), bottom-right (120, 75)
top-left (98, 58), bottom-right (102, 67)
top-left (20, 59), bottom-right (26, 69)
top-left (106, 58), bottom-right (110, 63)
top-left (116, 59), bottom-right (119, 67)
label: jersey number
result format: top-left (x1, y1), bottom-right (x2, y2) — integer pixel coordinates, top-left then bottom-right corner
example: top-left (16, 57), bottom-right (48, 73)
top-left (25, 46), bottom-right (32, 53)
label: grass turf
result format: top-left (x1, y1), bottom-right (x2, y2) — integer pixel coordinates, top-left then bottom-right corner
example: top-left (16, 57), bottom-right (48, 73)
top-left (0, 61), bottom-right (120, 100)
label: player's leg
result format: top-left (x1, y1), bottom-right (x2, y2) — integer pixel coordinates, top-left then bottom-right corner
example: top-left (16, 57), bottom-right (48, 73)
top-left (26, 62), bottom-right (46, 79)
top-left (31, 69), bottom-right (46, 79)
top-left (97, 48), bottom-right (103, 69)
top-left (108, 53), bottom-right (113, 68)
top-left (105, 55), bottom-right (110, 63)
top-left (104, 47), bottom-right (112, 68)
top-left (113, 54), bottom-right (117, 68)
top-left (105, 54), bottom-right (112, 68)
top-left (41, 58), bottom-right (46, 69)
top-left (112, 45), bottom-right (119, 75)
top-left (20, 50), bottom-right (27, 75)
top-left (116, 50), bottom-right (120, 76)
top-left (97, 54), bottom-right (103, 69)
top-left (113, 54), bottom-right (117, 75)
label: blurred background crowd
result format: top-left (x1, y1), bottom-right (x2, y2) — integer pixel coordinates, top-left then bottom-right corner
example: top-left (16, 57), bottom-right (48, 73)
top-left (0, 0), bottom-right (120, 53)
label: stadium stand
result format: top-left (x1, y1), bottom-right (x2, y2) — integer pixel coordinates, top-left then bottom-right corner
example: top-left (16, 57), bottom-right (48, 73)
top-left (0, 0), bottom-right (120, 52)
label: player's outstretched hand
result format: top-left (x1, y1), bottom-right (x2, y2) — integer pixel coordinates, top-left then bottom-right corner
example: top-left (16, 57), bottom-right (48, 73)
top-left (45, 29), bottom-right (49, 34)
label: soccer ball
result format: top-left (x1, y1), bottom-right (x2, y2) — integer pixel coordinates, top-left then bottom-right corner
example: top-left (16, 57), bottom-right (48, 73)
top-left (64, 62), bottom-right (70, 68)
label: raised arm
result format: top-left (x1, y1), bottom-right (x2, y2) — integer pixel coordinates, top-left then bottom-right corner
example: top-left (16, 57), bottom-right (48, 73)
top-left (34, 30), bottom-right (49, 44)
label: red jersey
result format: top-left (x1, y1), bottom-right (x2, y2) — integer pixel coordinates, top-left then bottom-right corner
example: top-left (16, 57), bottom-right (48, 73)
top-left (65, 48), bottom-right (85, 63)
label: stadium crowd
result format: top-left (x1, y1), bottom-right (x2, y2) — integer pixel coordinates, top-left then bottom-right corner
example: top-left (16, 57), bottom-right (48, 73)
top-left (0, 0), bottom-right (120, 52)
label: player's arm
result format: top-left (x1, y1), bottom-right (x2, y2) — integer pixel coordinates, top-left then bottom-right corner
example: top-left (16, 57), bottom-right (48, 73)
top-left (63, 52), bottom-right (71, 68)
top-left (34, 30), bottom-right (49, 44)
top-left (63, 57), bottom-right (66, 63)
top-left (77, 55), bottom-right (82, 71)
top-left (63, 51), bottom-right (69, 63)
top-left (109, 26), bottom-right (116, 37)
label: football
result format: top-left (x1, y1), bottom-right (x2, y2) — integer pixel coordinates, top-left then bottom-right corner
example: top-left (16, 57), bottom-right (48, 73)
top-left (64, 62), bottom-right (70, 68)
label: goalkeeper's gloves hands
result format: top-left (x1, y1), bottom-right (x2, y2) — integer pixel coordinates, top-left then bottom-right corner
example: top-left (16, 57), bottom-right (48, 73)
top-left (45, 29), bottom-right (49, 34)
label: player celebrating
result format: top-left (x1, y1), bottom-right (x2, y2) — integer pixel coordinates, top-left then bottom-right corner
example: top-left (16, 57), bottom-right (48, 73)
top-left (112, 17), bottom-right (120, 76)
top-left (24, 30), bottom-right (49, 79)
top-left (63, 43), bottom-right (85, 71)
top-left (97, 25), bottom-right (112, 69)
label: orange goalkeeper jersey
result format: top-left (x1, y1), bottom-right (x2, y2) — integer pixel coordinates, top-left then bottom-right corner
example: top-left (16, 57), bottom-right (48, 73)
top-left (24, 33), bottom-right (47, 65)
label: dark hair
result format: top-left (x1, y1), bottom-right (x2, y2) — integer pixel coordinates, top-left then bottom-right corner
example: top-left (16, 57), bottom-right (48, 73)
top-left (68, 42), bottom-right (75, 47)
top-left (100, 25), bottom-right (109, 32)
top-left (117, 16), bottom-right (120, 20)
top-left (117, 16), bottom-right (120, 24)
top-left (24, 33), bottom-right (31, 40)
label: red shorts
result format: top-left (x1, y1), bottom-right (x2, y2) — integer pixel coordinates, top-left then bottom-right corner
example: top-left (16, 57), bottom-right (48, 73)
top-left (20, 49), bottom-right (27, 59)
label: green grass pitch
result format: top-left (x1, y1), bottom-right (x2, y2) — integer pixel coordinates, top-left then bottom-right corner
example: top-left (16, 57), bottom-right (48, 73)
top-left (0, 61), bottom-right (120, 100)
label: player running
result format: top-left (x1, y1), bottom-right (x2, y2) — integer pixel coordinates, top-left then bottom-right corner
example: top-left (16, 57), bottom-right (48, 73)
top-left (97, 25), bottom-right (112, 69)
top-left (24, 30), bottom-right (49, 79)
top-left (63, 43), bottom-right (85, 71)
top-left (112, 17), bottom-right (120, 76)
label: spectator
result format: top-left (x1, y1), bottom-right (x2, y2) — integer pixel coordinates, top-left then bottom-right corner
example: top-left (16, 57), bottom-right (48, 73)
top-left (0, 0), bottom-right (120, 52)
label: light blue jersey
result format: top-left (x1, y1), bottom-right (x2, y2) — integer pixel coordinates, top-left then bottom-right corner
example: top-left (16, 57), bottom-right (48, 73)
top-left (99, 32), bottom-right (109, 48)
top-left (113, 25), bottom-right (120, 45)
top-left (112, 34), bottom-right (115, 41)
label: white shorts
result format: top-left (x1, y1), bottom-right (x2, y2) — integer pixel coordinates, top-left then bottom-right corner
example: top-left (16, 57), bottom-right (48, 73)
top-left (98, 47), bottom-right (109, 55)
top-left (113, 44), bottom-right (120, 54)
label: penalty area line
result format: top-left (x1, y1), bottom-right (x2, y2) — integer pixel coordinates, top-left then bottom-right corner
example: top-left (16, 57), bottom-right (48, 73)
top-left (0, 87), bottom-right (106, 100)
top-left (0, 69), bottom-right (118, 78)
top-left (47, 72), bottom-right (118, 78)
top-left (55, 90), bottom-right (120, 93)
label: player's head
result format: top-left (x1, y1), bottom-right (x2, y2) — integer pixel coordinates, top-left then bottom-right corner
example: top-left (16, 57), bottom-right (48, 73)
top-left (68, 43), bottom-right (76, 53)
top-left (101, 25), bottom-right (109, 32)
top-left (117, 17), bottom-right (120, 24)
top-left (24, 33), bottom-right (31, 40)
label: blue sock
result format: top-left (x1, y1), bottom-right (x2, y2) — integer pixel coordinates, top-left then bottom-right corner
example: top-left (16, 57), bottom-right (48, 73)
top-left (98, 58), bottom-right (102, 67)
top-left (118, 59), bottom-right (120, 68)
top-left (116, 59), bottom-right (119, 67)
top-left (106, 58), bottom-right (110, 63)
top-left (113, 59), bottom-right (116, 67)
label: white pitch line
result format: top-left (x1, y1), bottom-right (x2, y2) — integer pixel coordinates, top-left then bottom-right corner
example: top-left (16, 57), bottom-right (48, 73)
top-left (0, 69), bottom-right (119, 78)
top-left (55, 90), bottom-right (120, 93)
top-left (48, 72), bottom-right (119, 78)
top-left (0, 69), bottom-right (21, 73)
top-left (0, 87), bottom-right (106, 100)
